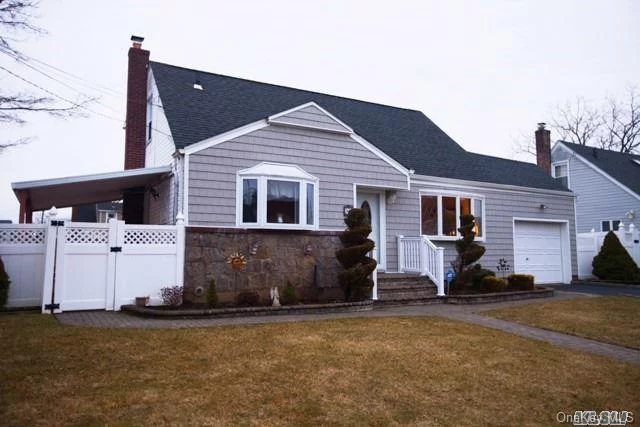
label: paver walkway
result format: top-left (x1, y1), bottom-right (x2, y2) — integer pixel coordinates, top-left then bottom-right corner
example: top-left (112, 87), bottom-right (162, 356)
top-left (56, 291), bottom-right (640, 364)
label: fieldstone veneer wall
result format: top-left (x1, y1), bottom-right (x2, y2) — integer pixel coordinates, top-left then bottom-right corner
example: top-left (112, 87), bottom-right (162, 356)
top-left (184, 227), bottom-right (344, 304)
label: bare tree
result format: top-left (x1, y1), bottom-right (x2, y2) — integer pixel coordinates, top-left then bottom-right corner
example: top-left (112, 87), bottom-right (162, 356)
top-left (515, 87), bottom-right (640, 158)
top-left (599, 88), bottom-right (640, 153)
top-left (551, 97), bottom-right (602, 146)
top-left (0, 0), bottom-right (90, 152)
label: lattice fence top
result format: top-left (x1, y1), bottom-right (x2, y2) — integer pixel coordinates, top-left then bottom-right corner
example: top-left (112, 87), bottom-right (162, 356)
top-left (65, 227), bottom-right (109, 244)
top-left (124, 229), bottom-right (176, 245)
top-left (0, 228), bottom-right (46, 245)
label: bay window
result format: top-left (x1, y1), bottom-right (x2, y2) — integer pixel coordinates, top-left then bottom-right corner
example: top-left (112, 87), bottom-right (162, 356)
top-left (420, 193), bottom-right (485, 240)
top-left (237, 163), bottom-right (318, 229)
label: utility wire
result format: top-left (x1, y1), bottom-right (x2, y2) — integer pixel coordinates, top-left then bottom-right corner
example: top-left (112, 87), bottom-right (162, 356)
top-left (11, 56), bottom-right (124, 114)
top-left (0, 64), bottom-right (124, 123)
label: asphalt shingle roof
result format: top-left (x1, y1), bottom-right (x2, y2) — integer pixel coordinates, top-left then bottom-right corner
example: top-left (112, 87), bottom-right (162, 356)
top-left (150, 61), bottom-right (568, 192)
top-left (559, 142), bottom-right (640, 195)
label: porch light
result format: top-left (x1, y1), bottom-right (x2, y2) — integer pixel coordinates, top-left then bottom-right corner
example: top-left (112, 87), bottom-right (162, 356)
top-left (386, 190), bottom-right (398, 205)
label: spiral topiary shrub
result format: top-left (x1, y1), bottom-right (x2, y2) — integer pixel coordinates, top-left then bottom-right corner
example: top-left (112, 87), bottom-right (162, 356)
top-left (592, 231), bottom-right (640, 281)
top-left (0, 256), bottom-right (10, 308)
top-left (450, 214), bottom-right (486, 291)
top-left (336, 208), bottom-right (377, 301)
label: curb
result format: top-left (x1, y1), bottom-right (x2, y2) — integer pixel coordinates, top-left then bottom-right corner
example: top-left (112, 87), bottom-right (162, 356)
top-left (122, 300), bottom-right (373, 319)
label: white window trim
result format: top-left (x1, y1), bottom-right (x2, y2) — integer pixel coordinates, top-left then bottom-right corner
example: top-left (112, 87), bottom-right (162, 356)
top-left (236, 163), bottom-right (319, 230)
top-left (418, 191), bottom-right (486, 241)
top-left (600, 219), bottom-right (621, 232)
top-left (551, 160), bottom-right (570, 188)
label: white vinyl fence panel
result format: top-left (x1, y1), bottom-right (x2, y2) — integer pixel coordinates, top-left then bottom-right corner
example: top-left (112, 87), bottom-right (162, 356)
top-left (0, 225), bottom-right (47, 307)
top-left (1, 209), bottom-right (185, 313)
top-left (577, 223), bottom-right (639, 279)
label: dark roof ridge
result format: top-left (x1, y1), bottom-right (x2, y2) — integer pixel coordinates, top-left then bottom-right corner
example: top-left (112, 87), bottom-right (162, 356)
top-left (558, 140), bottom-right (640, 158)
top-left (149, 60), bottom-right (424, 114)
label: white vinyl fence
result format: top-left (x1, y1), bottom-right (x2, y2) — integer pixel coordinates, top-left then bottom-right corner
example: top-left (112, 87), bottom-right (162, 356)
top-left (0, 209), bottom-right (185, 313)
top-left (577, 223), bottom-right (640, 279)
top-left (0, 224), bottom-right (47, 307)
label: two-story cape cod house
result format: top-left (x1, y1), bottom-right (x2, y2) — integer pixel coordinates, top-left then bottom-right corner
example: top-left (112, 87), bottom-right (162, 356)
top-left (12, 36), bottom-right (578, 304)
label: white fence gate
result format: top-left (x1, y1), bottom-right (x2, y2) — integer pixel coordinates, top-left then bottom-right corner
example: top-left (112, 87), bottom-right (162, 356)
top-left (0, 224), bottom-right (48, 307)
top-left (577, 223), bottom-right (640, 279)
top-left (1, 211), bottom-right (185, 313)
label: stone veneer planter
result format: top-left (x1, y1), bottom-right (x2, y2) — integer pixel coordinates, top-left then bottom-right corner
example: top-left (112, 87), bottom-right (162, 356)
top-left (444, 287), bottom-right (554, 305)
top-left (121, 300), bottom-right (373, 319)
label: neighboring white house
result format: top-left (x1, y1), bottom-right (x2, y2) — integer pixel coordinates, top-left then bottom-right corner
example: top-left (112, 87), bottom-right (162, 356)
top-left (551, 142), bottom-right (640, 233)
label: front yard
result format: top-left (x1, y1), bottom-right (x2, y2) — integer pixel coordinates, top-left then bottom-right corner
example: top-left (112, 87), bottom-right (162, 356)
top-left (1, 313), bottom-right (638, 426)
top-left (485, 296), bottom-right (640, 350)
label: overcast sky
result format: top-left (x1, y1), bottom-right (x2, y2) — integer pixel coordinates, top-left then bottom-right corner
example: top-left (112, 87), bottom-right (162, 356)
top-left (1, 0), bottom-right (638, 221)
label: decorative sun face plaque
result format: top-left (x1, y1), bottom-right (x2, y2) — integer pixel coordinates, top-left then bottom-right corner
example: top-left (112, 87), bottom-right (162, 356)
top-left (226, 252), bottom-right (248, 271)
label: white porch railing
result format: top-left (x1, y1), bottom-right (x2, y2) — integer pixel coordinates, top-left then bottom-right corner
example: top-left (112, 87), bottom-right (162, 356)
top-left (397, 235), bottom-right (445, 296)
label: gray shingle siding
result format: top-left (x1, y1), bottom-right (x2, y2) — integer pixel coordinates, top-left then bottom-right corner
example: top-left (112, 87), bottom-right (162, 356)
top-left (270, 105), bottom-right (350, 133)
top-left (386, 182), bottom-right (578, 277)
top-left (187, 125), bottom-right (407, 227)
top-left (553, 146), bottom-right (640, 233)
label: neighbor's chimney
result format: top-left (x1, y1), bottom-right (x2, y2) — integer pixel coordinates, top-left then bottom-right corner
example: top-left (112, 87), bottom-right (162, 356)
top-left (124, 35), bottom-right (149, 170)
top-left (535, 122), bottom-right (551, 174)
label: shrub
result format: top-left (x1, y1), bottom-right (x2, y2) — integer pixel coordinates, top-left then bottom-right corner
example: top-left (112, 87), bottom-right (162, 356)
top-left (450, 214), bottom-right (486, 290)
top-left (470, 264), bottom-right (496, 289)
top-left (0, 256), bottom-right (10, 308)
top-left (335, 208), bottom-right (377, 301)
top-left (160, 286), bottom-right (183, 307)
top-left (507, 274), bottom-right (535, 291)
top-left (592, 231), bottom-right (640, 281)
top-left (206, 278), bottom-right (218, 308)
top-left (481, 276), bottom-right (507, 293)
top-left (236, 291), bottom-right (261, 307)
top-left (280, 280), bottom-right (298, 306)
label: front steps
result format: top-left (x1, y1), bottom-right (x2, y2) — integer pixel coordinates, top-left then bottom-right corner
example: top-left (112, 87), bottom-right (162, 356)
top-left (375, 273), bottom-right (442, 306)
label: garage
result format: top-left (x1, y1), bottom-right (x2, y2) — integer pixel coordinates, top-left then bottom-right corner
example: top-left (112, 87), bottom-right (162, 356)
top-left (514, 220), bottom-right (570, 284)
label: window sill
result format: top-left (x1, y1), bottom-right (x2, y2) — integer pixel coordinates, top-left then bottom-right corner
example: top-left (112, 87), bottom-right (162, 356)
top-left (238, 223), bottom-right (318, 231)
top-left (425, 235), bottom-right (486, 242)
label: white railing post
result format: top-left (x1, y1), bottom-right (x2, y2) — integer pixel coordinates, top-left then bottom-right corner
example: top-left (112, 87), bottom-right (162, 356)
top-left (420, 236), bottom-right (429, 277)
top-left (397, 235), bottom-right (404, 273)
top-left (372, 267), bottom-right (377, 300)
top-left (436, 247), bottom-right (445, 296)
top-left (175, 213), bottom-right (185, 288)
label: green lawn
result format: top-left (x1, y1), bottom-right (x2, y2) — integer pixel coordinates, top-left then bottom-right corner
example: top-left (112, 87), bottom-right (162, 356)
top-left (1, 313), bottom-right (638, 426)
top-left (485, 296), bottom-right (640, 350)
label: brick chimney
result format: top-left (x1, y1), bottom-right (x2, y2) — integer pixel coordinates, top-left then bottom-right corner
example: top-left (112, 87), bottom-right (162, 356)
top-left (535, 122), bottom-right (551, 174)
top-left (123, 35), bottom-right (149, 224)
top-left (124, 35), bottom-right (149, 170)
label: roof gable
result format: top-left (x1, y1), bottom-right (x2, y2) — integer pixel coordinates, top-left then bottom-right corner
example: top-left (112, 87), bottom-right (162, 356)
top-left (268, 102), bottom-right (353, 134)
top-left (554, 141), bottom-right (640, 196)
top-left (150, 61), bottom-right (568, 192)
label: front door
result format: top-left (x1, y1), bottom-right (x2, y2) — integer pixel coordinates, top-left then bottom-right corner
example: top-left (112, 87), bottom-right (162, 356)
top-left (356, 192), bottom-right (383, 271)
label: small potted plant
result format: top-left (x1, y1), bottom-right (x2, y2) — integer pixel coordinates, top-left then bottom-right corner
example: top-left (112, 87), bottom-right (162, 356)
top-left (135, 296), bottom-right (150, 307)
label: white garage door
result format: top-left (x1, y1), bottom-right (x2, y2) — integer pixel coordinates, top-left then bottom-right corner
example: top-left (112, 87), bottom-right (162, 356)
top-left (514, 221), bottom-right (565, 284)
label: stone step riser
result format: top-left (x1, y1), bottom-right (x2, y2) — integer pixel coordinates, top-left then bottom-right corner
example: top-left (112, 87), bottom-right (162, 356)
top-left (378, 290), bottom-right (437, 300)
top-left (377, 283), bottom-right (435, 290)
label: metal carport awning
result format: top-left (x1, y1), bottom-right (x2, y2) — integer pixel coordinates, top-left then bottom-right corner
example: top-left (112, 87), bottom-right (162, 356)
top-left (12, 166), bottom-right (172, 223)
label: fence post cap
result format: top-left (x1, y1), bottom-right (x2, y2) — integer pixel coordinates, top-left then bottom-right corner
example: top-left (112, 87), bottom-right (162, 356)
top-left (175, 213), bottom-right (185, 224)
top-left (48, 206), bottom-right (57, 218)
